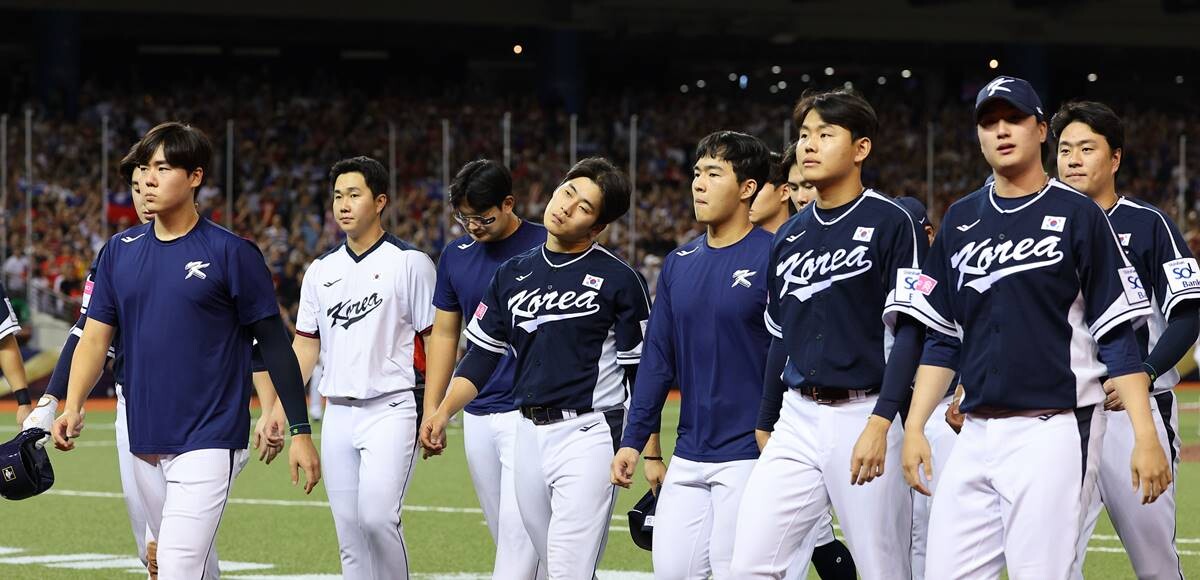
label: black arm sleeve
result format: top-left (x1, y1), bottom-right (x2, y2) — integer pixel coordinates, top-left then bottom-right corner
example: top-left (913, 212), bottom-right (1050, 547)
top-left (756, 337), bottom-right (788, 432)
top-left (45, 332), bottom-right (80, 400)
top-left (249, 315), bottom-right (311, 436)
top-left (872, 315), bottom-right (923, 421)
top-left (1145, 301), bottom-right (1200, 382)
top-left (454, 344), bottom-right (503, 388)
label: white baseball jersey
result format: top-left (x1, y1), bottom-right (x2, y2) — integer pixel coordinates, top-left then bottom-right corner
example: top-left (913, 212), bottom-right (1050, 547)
top-left (296, 234), bottom-right (436, 399)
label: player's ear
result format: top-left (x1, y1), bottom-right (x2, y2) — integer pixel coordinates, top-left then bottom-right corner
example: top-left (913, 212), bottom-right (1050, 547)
top-left (1111, 147), bottom-right (1123, 176)
top-left (375, 193), bottom-right (388, 216)
top-left (853, 137), bottom-right (872, 164)
top-left (1037, 121), bottom-right (1048, 143)
top-left (740, 179), bottom-right (758, 202)
top-left (188, 168), bottom-right (204, 188)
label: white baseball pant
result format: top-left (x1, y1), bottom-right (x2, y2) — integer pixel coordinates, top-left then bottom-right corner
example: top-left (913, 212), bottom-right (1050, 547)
top-left (911, 396), bottom-right (957, 580)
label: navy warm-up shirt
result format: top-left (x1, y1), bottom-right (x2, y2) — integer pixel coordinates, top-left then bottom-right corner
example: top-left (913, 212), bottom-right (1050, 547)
top-left (909, 180), bottom-right (1151, 411)
top-left (622, 228), bottom-right (773, 462)
top-left (1107, 196), bottom-right (1200, 393)
top-left (434, 221), bottom-right (547, 415)
top-left (465, 243), bottom-right (650, 410)
top-left (766, 190), bottom-right (928, 391)
top-left (87, 218), bottom-right (280, 454)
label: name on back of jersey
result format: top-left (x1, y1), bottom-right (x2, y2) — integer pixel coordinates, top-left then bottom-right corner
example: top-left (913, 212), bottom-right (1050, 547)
top-left (1164, 257), bottom-right (1200, 293)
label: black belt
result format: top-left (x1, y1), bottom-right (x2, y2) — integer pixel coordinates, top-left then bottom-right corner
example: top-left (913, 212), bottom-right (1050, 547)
top-left (797, 386), bottom-right (880, 405)
top-left (520, 406), bottom-right (593, 425)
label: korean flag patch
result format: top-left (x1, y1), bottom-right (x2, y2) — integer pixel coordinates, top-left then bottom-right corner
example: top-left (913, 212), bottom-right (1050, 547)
top-left (853, 227), bottom-right (875, 243)
top-left (1118, 233), bottom-right (1132, 247)
top-left (894, 268), bottom-right (922, 305)
top-left (1163, 258), bottom-right (1200, 294)
top-left (1041, 216), bottom-right (1066, 232)
top-left (583, 274), bottom-right (605, 290)
top-left (1118, 266), bottom-right (1149, 305)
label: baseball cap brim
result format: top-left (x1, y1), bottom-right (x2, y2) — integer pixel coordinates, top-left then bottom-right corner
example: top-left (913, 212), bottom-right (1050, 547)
top-left (975, 95), bottom-right (1041, 123)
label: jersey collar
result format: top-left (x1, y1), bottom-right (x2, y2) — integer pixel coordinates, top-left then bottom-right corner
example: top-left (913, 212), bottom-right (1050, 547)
top-left (345, 233), bottom-right (388, 263)
top-left (811, 189), bottom-right (870, 226)
top-left (987, 178), bottom-right (1054, 214)
top-left (540, 243), bottom-right (596, 268)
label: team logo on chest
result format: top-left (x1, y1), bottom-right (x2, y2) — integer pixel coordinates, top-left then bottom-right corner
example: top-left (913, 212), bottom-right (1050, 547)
top-left (509, 286), bottom-right (601, 332)
top-left (184, 261), bottom-right (211, 280)
top-left (327, 293), bottom-right (384, 329)
top-left (776, 242), bottom-right (873, 302)
top-left (731, 269), bottom-right (757, 288)
top-left (949, 234), bottom-right (1064, 292)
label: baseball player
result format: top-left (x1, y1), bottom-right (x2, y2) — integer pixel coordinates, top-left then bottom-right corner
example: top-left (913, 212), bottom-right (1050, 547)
top-left (749, 148), bottom-right (796, 233)
top-left (286, 155), bottom-right (435, 580)
top-left (422, 157), bottom-right (647, 580)
top-left (612, 130), bottom-right (855, 580)
top-left (52, 122), bottom-right (320, 579)
top-left (729, 90), bottom-right (927, 580)
top-left (780, 144), bottom-right (818, 213)
top-left (1052, 100), bottom-right (1199, 579)
top-left (900, 76), bottom-right (1171, 579)
top-left (1, 279), bottom-right (30, 426)
top-left (422, 159), bottom-right (546, 578)
top-left (26, 146), bottom-right (283, 578)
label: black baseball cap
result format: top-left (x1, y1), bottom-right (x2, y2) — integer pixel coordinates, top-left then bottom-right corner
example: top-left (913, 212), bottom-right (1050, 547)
top-left (895, 196), bottom-right (929, 227)
top-left (975, 76), bottom-right (1045, 123)
top-left (0, 428), bottom-right (55, 501)
top-left (627, 488), bottom-right (658, 551)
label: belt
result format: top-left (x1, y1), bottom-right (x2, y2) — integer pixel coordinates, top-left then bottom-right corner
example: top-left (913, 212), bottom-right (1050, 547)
top-left (519, 406), bottom-right (593, 425)
top-left (797, 386), bottom-right (880, 405)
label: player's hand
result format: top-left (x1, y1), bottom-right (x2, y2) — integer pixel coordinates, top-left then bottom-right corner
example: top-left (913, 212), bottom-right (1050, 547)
top-left (850, 415), bottom-right (891, 485)
top-left (902, 431), bottom-right (934, 496)
top-left (642, 456), bottom-right (666, 492)
top-left (288, 434), bottom-right (321, 494)
top-left (755, 429), bottom-right (772, 452)
top-left (23, 395), bottom-right (59, 432)
top-left (419, 411), bottom-right (450, 459)
top-left (1103, 379), bottom-right (1125, 412)
top-left (253, 412), bottom-right (285, 464)
top-left (1130, 437), bottom-right (1171, 504)
top-left (52, 408), bottom-right (85, 451)
top-left (611, 447), bottom-right (640, 488)
top-left (945, 399), bottom-right (965, 434)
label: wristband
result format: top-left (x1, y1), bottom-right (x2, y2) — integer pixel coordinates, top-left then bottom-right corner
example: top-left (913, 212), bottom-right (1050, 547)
top-left (289, 423), bottom-right (312, 436)
top-left (1143, 362), bottom-right (1159, 385)
top-left (14, 389), bottom-right (31, 406)
top-left (643, 456), bottom-right (664, 461)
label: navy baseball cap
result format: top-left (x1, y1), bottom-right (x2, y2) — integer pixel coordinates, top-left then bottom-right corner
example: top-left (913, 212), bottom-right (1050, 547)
top-left (627, 488), bottom-right (658, 551)
top-left (975, 76), bottom-right (1045, 123)
top-left (0, 428), bottom-right (55, 500)
top-left (895, 196), bottom-right (929, 227)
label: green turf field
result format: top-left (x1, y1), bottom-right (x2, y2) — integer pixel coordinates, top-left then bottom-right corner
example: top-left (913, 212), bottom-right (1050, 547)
top-left (1, 400), bottom-right (1197, 578)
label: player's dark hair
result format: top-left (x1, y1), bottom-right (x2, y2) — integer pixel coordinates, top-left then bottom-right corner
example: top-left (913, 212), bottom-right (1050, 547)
top-left (793, 89), bottom-right (879, 142)
top-left (118, 143), bottom-right (138, 184)
top-left (695, 131), bottom-right (772, 195)
top-left (563, 157), bottom-right (630, 227)
top-left (448, 159), bottom-right (513, 211)
top-left (765, 151), bottom-right (786, 186)
top-left (330, 156), bottom-right (390, 203)
top-left (1050, 101), bottom-right (1125, 153)
top-left (134, 122), bottom-right (212, 187)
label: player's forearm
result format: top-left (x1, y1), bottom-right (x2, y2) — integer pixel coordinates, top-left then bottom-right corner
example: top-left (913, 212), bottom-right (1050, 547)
top-left (424, 314), bottom-right (463, 415)
top-left (252, 371), bottom-right (278, 413)
top-left (1144, 302), bottom-right (1200, 382)
top-left (619, 366), bottom-right (671, 451)
top-left (641, 433), bottom-right (662, 458)
top-left (437, 376), bottom-right (480, 418)
top-left (872, 316), bottom-right (922, 422)
top-left (65, 323), bottom-right (115, 413)
top-left (1111, 373), bottom-right (1158, 440)
top-left (903, 365), bottom-right (956, 433)
top-left (44, 330), bottom-right (81, 401)
top-left (251, 315), bottom-right (311, 435)
top-left (291, 335), bottom-right (320, 387)
top-left (0, 334), bottom-right (29, 393)
top-left (756, 338), bottom-right (788, 432)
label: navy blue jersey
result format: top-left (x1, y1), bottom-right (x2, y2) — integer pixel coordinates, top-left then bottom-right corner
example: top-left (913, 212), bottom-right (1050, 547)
top-left (435, 222), bottom-right (547, 415)
top-left (465, 243), bottom-right (650, 410)
top-left (909, 180), bottom-right (1152, 411)
top-left (87, 219), bottom-right (280, 454)
top-left (1107, 196), bottom-right (1200, 393)
top-left (766, 190), bottom-right (928, 390)
top-left (622, 228), bottom-right (773, 462)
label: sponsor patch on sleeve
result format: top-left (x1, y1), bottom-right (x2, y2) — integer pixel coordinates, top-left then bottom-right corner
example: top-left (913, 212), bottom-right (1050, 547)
top-left (1163, 258), bottom-right (1200, 294)
top-left (82, 280), bottom-right (94, 309)
top-left (473, 302), bottom-right (488, 320)
top-left (1119, 266), bottom-right (1149, 305)
top-left (914, 274), bottom-right (938, 296)
top-left (894, 268), bottom-right (922, 304)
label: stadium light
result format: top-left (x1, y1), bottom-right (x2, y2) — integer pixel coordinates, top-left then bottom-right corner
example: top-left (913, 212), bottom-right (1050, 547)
top-left (801, 74), bottom-right (811, 82)
top-left (989, 59), bottom-right (999, 69)
top-left (770, 86), bottom-right (779, 94)
top-left (844, 81), bottom-right (854, 89)
top-left (729, 73), bottom-right (738, 82)
top-left (513, 44), bottom-right (523, 55)
top-left (772, 65), bottom-right (782, 74)
top-left (739, 75), bottom-right (749, 89)
top-left (778, 81), bottom-right (788, 89)
top-left (825, 67), bottom-right (835, 76)
top-left (878, 76), bottom-right (888, 85)
top-left (1177, 75), bottom-right (1186, 84)
top-left (1087, 73), bottom-right (1098, 82)
top-left (697, 79), bottom-right (707, 88)
top-left (901, 69), bottom-right (913, 78)
top-left (680, 84), bottom-right (689, 93)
